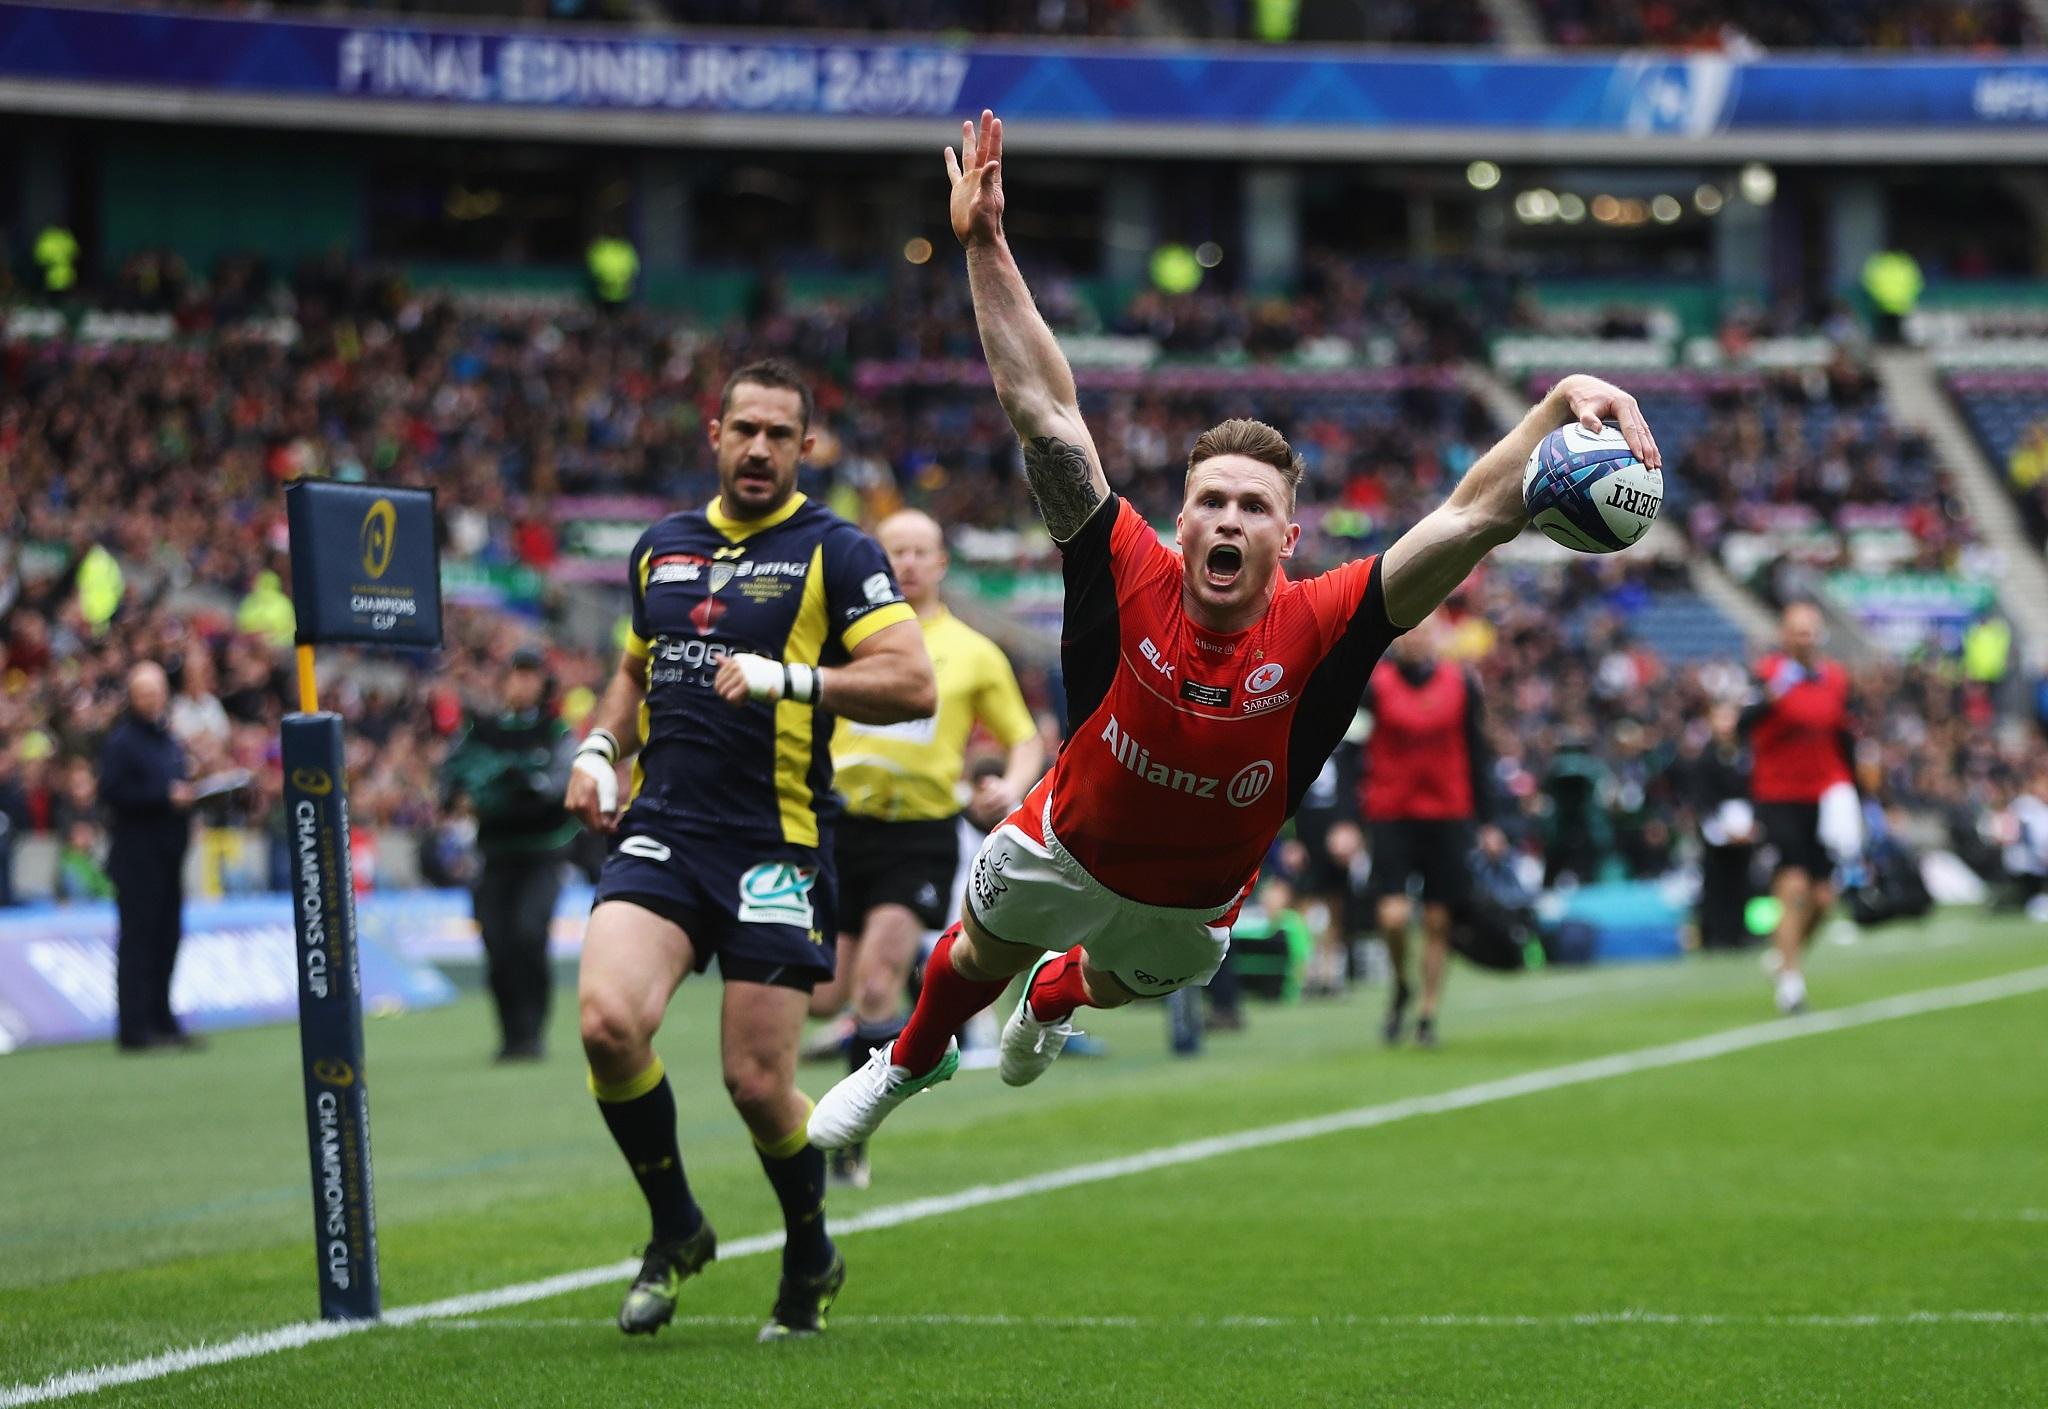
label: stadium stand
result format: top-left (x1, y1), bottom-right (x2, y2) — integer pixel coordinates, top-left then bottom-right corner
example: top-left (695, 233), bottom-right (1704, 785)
top-left (1946, 370), bottom-right (2048, 548)
top-left (1537, 0), bottom-right (2038, 50)
top-left (5, 251), bottom-right (2035, 912)
top-left (1525, 365), bottom-right (1985, 635)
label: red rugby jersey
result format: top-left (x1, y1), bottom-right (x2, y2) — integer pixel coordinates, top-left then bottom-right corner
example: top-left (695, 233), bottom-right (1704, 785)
top-left (1749, 652), bottom-right (1853, 804)
top-left (1361, 661), bottom-right (1475, 822)
top-left (1039, 494), bottom-right (1402, 909)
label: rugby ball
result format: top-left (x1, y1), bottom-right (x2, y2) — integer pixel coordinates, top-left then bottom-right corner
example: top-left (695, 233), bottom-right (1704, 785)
top-left (1522, 423), bottom-right (1662, 554)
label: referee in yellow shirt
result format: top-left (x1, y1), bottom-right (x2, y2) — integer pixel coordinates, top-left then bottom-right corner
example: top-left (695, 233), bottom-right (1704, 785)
top-left (821, 509), bottom-right (1043, 1188)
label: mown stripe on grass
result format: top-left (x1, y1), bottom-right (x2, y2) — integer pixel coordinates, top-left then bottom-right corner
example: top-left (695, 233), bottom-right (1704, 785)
top-left (6, 964), bottom-right (2045, 1408)
top-left (416, 1310), bottom-right (2048, 1332)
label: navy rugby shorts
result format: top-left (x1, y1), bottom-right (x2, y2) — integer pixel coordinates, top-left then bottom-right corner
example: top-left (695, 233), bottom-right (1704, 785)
top-left (593, 807), bottom-right (838, 992)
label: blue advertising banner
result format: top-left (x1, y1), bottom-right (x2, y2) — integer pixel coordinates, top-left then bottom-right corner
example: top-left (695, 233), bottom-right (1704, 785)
top-left (3, 4), bottom-right (2048, 133)
top-left (285, 479), bottom-right (442, 650)
top-left (0, 892), bottom-right (455, 1053)
top-left (282, 713), bottom-right (381, 1321)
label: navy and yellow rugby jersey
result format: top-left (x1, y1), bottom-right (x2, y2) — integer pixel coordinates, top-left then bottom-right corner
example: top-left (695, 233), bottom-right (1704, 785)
top-left (622, 493), bottom-right (915, 847)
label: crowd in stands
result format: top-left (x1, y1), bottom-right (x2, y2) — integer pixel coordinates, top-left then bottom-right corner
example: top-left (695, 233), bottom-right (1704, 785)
top-left (1519, 363), bottom-right (1980, 606)
top-left (1439, 555), bottom-right (2042, 899)
top-left (3, 254), bottom-right (2044, 923)
top-left (1536, 0), bottom-right (2036, 50)
top-left (249, 0), bottom-right (1138, 37)
top-left (188, 0), bottom-right (2037, 47)
top-left (1949, 376), bottom-right (2048, 551)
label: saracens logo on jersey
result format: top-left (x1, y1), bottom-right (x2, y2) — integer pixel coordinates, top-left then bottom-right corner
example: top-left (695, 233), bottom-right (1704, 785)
top-left (1245, 662), bottom-right (1285, 694)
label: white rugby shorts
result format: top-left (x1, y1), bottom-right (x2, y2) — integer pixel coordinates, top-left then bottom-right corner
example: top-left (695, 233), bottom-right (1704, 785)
top-left (963, 793), bottom-right (1237, 999)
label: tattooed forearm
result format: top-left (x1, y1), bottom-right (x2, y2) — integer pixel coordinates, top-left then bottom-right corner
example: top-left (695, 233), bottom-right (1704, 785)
top-left (1023, 436), bottom-right (1106, 541)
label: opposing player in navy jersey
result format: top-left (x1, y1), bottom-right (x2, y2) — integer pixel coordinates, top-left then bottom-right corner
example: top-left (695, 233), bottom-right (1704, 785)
top-left (564, 359), bottom-right (936, 1341)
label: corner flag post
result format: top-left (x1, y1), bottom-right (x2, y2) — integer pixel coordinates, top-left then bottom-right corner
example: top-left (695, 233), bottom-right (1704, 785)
top-left (281, 480), bottom-right (442, 1321)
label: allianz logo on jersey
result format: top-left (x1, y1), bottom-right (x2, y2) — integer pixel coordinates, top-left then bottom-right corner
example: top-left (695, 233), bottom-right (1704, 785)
top-left (1099, 714), bottom-right (1273, 808)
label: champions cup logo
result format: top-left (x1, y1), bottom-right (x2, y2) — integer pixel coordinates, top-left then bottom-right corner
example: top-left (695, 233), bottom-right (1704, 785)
top-left (312, 1059), bottom-right (356, 1088)
top-left (291, 767), bottom-right (335, 796)
top-left (359, 498), bottom-right (398, 579)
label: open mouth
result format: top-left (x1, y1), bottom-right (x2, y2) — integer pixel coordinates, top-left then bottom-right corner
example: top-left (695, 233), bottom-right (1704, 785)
top-left (1204, 543), bottom-right (1243, 590)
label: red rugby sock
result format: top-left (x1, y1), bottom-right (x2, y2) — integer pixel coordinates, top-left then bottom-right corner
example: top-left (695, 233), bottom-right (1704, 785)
top-left (1026, 947), bottom-right (1092, 1023)
top-left (892, 925), bottom-right (1010, 1076)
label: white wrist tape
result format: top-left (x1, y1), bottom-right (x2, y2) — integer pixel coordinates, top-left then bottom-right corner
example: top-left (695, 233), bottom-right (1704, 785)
top-left (785, 662), bottom-right (820, 705)
top-left (730, 654), bottom-right (821, 705)
top-left (730, 652), bottom-right (786, 702)
top-left (571, 750), bottom-right (618, 814)
top-left (579, 727), bottom-right (620, 765)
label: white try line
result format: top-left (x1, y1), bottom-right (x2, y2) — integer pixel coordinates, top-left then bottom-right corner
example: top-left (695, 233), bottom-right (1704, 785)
top-left (413, 1310), bottom-right (2048, 1333)
top-left (7, 964), bottom-right (2047, 1408)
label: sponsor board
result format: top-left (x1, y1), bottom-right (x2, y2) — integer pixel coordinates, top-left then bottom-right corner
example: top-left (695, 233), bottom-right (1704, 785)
top-left (285, 480), bottom-right (443, 649)
top-left (5, 7), bottom-right (2048, 139)
top-left (282, 714), bottom-right (381, 1320)
top-left (0, 898), bottom-right (452, 1054)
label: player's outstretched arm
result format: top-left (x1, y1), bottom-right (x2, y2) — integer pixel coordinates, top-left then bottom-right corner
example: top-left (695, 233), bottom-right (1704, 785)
top-left (948, 109), bottom-right (1110, 541)
top-left (1381, 374), bottom-right (1660, 628)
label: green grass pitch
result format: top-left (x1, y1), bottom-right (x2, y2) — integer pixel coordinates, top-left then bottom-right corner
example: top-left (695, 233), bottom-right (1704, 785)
top-left (3, 914), bottom-right (2045, 1407)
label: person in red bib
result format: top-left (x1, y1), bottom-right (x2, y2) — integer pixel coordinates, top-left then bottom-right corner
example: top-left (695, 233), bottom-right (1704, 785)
top-left (808, 109), bottom-right (1663, 1151)
top-left (1743, 601), bottom-right (1856, 1014)
top-left (1360, 622), bottom-right (1489, 1048)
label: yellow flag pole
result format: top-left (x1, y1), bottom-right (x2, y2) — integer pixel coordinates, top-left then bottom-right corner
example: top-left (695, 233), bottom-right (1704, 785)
top-left (296, 644), bottom-right (319, 714)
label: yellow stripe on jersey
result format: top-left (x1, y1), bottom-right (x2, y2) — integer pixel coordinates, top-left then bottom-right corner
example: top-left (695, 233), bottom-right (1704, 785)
top-left (774, 543), bottom-right (831, 847)
top-left (841, 600), bottom-right (914, 652)
top-left (628, 545), bottom-right (655, 801)
top-left (832, 609), bottom-right (1034, 823)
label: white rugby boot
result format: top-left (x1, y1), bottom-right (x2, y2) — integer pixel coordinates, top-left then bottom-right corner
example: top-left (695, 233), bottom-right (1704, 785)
top-left (1775, 968), bottom-right (1808, 1016)
top-left (999, 953), bottom-right (1082, 1088)
top-left (807, 1039), bottom-right (959, 1150)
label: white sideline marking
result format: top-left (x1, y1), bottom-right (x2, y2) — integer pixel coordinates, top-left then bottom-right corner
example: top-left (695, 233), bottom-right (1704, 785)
top-left (418, 1310), bottom-right (2048, 1333)
top-left (6, 965), bottom-right (2046, 1407)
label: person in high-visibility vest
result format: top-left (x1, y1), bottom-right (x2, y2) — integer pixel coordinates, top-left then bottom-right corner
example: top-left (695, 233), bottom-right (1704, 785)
top-left (1251, 0), bottom-right (1300, 41)
top-left (1964, 614), bottom-right (2011, 686)
top-left (1861, 249), bottom-right (1922, 345)
top-left (34, 225), bottom-right (79, 296)
top-left (75, 544), bottom-right (124, 635)
top-left (587, 235), bottom-right (639, 308)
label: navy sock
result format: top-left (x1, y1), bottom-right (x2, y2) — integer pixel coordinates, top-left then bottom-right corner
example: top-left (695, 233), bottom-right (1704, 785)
top-left (757, 1122), bottom-right (833, 1276)
top-left (593, 1059), bottom-right (703, 1243)
top-left (846, 1015), bottom-right (906, 1075)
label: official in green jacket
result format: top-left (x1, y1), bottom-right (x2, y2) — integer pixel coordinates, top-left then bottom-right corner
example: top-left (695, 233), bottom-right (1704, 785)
top-left (441, 645), bottom-right (579, 1061)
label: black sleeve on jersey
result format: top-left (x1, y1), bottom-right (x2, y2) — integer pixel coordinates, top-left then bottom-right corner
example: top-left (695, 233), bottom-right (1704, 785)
top-left (1058, 490), bottom-right (1124, 737)
top-left (1285, 557), bottom-right (1404, 818)
top-left (820, 522), bottom-right (907, 652)
top-left (1736, 702), bottom-right (1766, 737)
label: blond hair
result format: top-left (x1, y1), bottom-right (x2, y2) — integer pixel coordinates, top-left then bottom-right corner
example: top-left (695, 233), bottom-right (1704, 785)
top-left (1186, 419), bottom-right (1305, 507)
